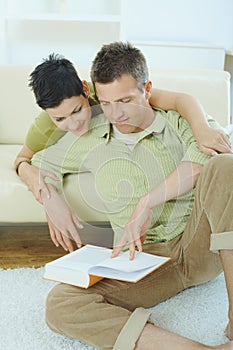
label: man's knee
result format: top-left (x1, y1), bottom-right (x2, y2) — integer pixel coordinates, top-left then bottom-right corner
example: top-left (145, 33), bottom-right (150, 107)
top-left (205, 154), bottom-right (233, 173)
top-left (199, 154), bottom-right (233, 188)
top-left (46, 283), bottom-right (105, 334)
top-left (46, 284), bottom-right (67, 333)
top-left (46, 284), bottom-right (83, 331)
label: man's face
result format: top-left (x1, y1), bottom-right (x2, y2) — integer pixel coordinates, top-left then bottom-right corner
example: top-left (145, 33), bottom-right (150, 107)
top-left (46, 95), bottom-right (91, 136)
top-left (95, 74), bottom-right (154, 134)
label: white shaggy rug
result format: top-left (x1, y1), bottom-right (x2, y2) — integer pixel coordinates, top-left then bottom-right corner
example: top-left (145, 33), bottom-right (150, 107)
top-left (0, 268), bottom-right (229, 350)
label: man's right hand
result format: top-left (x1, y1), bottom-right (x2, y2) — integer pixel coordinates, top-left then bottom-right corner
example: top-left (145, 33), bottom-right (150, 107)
top-left (41, 185), bottom-right (83, 252)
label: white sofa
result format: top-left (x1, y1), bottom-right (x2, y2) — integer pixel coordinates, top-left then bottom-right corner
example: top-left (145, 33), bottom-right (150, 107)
top-left (0, 65), bottom-right (231, 224)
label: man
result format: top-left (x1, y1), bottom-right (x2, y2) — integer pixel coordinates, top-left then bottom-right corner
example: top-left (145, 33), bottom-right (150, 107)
top-left (31, 42), bottom-right (233, 349)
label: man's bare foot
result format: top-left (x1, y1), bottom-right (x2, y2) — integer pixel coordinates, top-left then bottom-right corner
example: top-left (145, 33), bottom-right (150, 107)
top-left (225, 321), bottom-right (233, 340)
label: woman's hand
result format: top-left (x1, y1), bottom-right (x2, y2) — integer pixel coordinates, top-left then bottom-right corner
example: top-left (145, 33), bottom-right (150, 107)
top-left (196, 126), bottom-right (232, 156)
top-left (111, 195), bottom-right (151, 260)
top-left (18, 162), bottom-right (59, 203)
top-left (41, 185), bottom-right (83, 252)
top-left (46, 213), bottom-right (79, 252)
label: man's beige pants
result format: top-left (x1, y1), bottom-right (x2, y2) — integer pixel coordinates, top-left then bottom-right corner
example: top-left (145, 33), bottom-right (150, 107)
top-left (46, 155), bottom-right (233, 350)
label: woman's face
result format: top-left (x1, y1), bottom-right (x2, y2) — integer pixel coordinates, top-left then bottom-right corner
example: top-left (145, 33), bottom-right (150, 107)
top-left (46, 94), bottom-right (92, 136)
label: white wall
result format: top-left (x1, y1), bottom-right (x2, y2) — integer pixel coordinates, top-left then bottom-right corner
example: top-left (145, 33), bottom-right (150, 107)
top-left (123, 0), bottom-right (233, 51)
top-left (0, 0), bottom-right (122, 66)
top-left (0, 0), bottom-right (232, 65)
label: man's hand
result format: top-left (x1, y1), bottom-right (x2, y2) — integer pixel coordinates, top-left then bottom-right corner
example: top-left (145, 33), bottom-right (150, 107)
top-left (112, 161), bottom-right (202, 260)
top-left (41, 185), bottom-right (83, 252)
top-left (196, 126), bottom-right (232, 156)
top-left (111, 195), bottom-right (151, 260)
top-left (18, 162), bottom-right (59, 203)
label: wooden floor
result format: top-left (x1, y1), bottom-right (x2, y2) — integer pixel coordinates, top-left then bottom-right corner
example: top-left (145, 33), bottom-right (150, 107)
top-left (0, 224), bottom-right (67, 269)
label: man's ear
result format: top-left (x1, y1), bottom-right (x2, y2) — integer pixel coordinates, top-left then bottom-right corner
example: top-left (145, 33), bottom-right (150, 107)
top-left (82, 80), bottom-right (90, 97)
top-left (144, 80), bottom-right (152, 100)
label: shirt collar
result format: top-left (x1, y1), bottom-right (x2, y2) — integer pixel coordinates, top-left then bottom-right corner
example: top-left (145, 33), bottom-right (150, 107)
top-left (90, 109), bottom-right (167, 144)
top-left (147, 108), bottom-right (166, 133)
top-left (136, 108), bottom-right (167, 142)
top-left (89, 113), bottom-right (111, 143)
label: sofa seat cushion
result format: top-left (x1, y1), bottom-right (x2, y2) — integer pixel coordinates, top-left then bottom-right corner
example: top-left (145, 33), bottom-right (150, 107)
top-left (0, 145), bottom-right (46, 222)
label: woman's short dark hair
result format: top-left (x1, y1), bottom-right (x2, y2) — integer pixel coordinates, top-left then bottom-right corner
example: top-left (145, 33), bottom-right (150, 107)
top-left (29, 53), bottom-right (85, 109)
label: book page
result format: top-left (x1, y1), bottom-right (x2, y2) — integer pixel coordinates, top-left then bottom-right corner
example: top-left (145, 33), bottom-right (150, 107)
top-left (89, 264), bottom-right (157, 282)
top-left (94, 250), bottom-right (169, 272)
top-left (45, 244), bottom-right (112, 273)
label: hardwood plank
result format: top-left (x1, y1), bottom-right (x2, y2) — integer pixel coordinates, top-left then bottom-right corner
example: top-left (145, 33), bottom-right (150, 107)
top-left (0, 222), bottom-right (114, 269)
top-left (0, 225), bottom-right (67, 269)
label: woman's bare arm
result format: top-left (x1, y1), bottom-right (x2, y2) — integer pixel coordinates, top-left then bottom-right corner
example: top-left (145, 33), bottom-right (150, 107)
top-left (149, 89), bottom-right (232, 155)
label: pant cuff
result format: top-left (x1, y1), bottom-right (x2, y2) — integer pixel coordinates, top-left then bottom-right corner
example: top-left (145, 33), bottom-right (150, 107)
top-left (210, 231), bottom-right (233, 251)
top-left (113, 308), bottom-right (151, 350)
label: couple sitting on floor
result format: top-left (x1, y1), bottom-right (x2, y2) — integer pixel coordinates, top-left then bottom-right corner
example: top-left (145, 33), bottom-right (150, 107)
top-left (15, 42), bottom-right (233, 350)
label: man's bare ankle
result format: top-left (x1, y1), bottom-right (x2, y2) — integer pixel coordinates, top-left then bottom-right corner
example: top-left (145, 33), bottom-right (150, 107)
top-left (135, 324), bottom-right (155, 350)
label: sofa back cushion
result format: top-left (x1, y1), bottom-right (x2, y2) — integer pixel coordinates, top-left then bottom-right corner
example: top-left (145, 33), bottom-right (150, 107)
top-left (149, 68), bottom-right (231, 127)
top-left (0, 65), bottom-right (231, 144)
top-left (0, 65), bottom-right (40, 144)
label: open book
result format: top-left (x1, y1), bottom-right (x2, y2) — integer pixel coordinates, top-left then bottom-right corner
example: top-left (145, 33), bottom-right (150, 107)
top-left (43, 244), bottom-right (171, 288)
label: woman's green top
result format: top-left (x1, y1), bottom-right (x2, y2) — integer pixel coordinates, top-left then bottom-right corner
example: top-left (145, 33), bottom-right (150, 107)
top-left (25, 83), bottom-right (99, 152)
